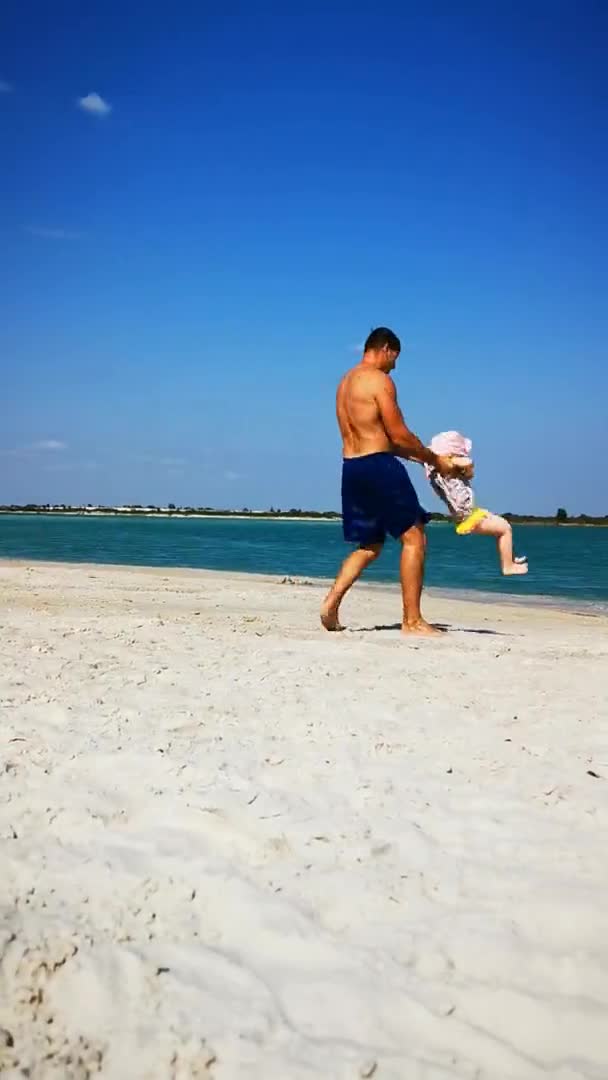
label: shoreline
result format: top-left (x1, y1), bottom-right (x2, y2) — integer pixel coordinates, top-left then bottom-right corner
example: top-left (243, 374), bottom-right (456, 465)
top-left (0, 510), bottom-right (340, 522)
top-left (1, 509), bottom-right (607, 526)
top-left (2, 556), bottom-right (607, 617)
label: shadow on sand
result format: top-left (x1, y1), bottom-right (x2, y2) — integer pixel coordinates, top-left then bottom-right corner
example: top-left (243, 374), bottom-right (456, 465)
top-left (351, 622), bottom-right (507, 636)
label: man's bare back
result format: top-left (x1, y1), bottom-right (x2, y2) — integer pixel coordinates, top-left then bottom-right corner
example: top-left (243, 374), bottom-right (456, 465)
top-left (337, 361), bottom-right (452, 471)
top-left (337, 366), bottom-right (394, 459)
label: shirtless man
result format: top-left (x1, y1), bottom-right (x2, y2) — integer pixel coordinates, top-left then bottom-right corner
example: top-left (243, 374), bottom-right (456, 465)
top-left (321, 326), bottom-right (462, 636)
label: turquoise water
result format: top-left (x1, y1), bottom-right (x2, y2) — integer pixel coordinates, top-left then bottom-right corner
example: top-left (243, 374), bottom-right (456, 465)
top-left (1, 514), bottom-right (607, 608)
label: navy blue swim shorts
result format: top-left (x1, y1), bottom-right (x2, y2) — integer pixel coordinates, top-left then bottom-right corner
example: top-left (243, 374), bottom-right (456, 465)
top-left (341, 452), bottom-right (430, 545)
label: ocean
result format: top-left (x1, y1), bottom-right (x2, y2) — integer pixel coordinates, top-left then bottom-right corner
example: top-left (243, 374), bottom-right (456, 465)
top-left (1, 513), bottom-right (607, 609)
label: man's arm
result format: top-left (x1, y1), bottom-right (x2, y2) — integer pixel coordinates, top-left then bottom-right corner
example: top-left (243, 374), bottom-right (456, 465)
top-left (374, 374), bottom-right (442, 470)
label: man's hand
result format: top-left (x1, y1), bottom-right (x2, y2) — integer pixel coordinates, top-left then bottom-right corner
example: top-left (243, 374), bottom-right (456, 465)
top-left (451, 456), bottom-right (474, 479)
top-left (435, 454), bottom-right (457, 478)
top-left (435, 454), bottom-right (473, 479)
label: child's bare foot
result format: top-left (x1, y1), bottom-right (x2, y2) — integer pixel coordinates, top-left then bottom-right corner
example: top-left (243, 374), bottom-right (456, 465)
top-left (320, 598), bottom-right (344, 631)
top-left (401, 619), bottom-right (445, 637)
top-left (503, 561), bottom-right (529, 576)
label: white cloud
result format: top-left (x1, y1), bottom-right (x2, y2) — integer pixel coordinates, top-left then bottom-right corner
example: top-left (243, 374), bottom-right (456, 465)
top-left (77, 92), bottom-right (112, 117)
top-left (0, 80), bottom-right (13, 94)
top-left (31, 440), bottom-right (67, 451)
top-left (25, 226), bottom-right (81, 241)
top-left (1, 440), bottom-right (67, 458)
top-left (224, 470), bottom-right (241, 481)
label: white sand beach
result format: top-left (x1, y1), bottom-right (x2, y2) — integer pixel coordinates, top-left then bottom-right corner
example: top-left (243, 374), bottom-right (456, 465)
top-left (1, 560), bottom-right (607, 1080)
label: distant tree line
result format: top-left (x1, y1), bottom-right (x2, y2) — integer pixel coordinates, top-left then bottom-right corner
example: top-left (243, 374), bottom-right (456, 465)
top-left (0, 504), bottom-right (606, 525)
top-left (502, 508), bottom-right (608, 526)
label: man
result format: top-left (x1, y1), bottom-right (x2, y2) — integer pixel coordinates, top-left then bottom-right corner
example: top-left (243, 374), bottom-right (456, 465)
top-left (321, 327), bottom-right (462, 636)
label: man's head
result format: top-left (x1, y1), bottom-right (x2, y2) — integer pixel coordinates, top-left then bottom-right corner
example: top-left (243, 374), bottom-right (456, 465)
top-left (363, 327), bottom-right (401, 372)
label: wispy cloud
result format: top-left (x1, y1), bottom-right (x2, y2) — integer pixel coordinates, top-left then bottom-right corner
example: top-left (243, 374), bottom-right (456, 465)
top-left (0, 80), bottom-right (13, 94)
top-left (1, 439), bottom-right (67, 458)
top-left (135, 455), bottom-right (189, 468)
top-left (25, 226), bottom-right (81, 241)
top-left (224, 470), bottom-right (242, 481)
top-left (44, 460), bottom-right (99, 473)
top-left (31, 440), bottom-right (67, 451)
top-left (77, 92), bottom-right (112, 116)
top-left (0, 441), bottom-right (100, 474)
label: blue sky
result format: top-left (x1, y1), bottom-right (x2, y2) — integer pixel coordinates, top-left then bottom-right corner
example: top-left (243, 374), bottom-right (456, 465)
top-left (2, 2), bottom-right (606, 513)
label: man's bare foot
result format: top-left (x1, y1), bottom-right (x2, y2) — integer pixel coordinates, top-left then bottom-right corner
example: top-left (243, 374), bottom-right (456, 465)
top-left (401, 619), bottom-right (445, 637)
top-left (503, 562), bottom-right (529, 576)
top-left (320, 598), bottom-right (344, 631)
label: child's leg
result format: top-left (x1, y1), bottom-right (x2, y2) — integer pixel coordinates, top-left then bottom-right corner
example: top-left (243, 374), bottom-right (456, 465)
top-left (470, 514), bottom-right (528, 575)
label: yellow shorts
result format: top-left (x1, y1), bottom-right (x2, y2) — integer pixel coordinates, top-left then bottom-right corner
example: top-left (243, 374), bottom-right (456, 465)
top-left (455, 508), bottom-right (490, 535)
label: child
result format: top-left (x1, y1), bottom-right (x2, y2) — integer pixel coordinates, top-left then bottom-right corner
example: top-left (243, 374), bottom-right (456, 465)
top-left (425, 431), bottom-right (528, 576)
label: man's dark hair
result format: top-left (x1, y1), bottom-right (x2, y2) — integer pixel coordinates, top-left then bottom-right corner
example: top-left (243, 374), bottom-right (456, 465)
top-left (364, 327), bottom-right (401, 354)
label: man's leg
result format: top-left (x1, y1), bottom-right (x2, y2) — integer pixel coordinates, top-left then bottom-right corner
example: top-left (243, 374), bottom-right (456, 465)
top-left (321, 542), bottom-right (383, 630)
top-left (399, 522), bottom-right (442, 635)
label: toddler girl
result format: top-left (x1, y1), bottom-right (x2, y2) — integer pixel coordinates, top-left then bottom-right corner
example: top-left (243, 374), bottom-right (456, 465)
top-left (425, 432), bottom-right (528, 576)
